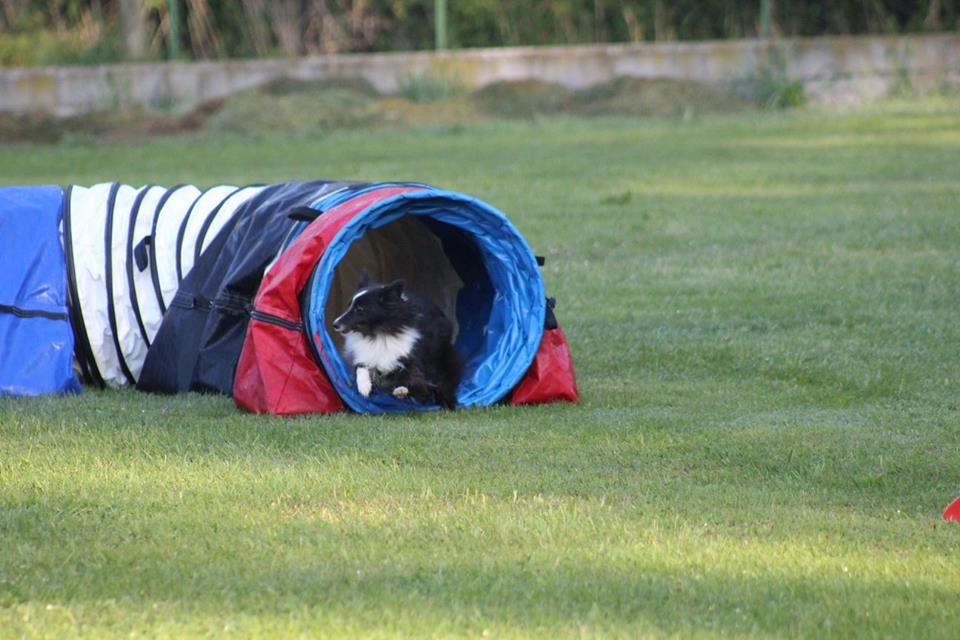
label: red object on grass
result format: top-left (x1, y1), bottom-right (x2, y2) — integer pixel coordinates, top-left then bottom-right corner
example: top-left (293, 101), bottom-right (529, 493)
top-left (943, 496), bottom-right (960, 521)
top-left (509, 326), bottom-right (579, 405)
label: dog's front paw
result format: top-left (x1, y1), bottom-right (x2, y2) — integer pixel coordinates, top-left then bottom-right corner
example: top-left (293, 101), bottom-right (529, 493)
top-left (356, 367), bottom-right (372, 398)
top-left (392, 386), bottom-right (409, 399)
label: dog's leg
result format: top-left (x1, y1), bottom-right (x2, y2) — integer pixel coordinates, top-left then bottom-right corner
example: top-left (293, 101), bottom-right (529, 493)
top-left (392, 386), bottom-right (409, 399)
top-left (406, 377), bottom-right (432, 404)
top-left (356, 366), bottom-right (372, 397)
top-left (435, 383), bottom-right (458, 410)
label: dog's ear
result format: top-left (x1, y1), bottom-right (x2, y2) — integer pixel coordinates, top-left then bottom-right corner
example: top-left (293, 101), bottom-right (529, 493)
top-left (384, 279), bottom-right (405, 298)
top-left (356, 271), bottom-right (370, 290)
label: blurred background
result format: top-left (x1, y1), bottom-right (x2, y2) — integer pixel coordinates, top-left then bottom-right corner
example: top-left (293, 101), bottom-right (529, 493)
top-left (1, 2), bottom-right (957, 142)
top-left (1, 1), bottom-right (957, 66)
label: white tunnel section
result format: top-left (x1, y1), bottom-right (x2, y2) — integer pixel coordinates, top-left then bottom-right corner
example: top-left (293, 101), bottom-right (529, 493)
top-left (65, 182), bottom-right (265, 386)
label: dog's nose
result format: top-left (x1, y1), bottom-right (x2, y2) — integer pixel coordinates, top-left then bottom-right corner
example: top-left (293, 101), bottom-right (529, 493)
top-left (333, 320), bottom-right (346, 334)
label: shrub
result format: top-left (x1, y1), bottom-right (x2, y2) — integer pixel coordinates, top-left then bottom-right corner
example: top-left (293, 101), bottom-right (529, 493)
top-left (732, 45), bottom-right (806, 110)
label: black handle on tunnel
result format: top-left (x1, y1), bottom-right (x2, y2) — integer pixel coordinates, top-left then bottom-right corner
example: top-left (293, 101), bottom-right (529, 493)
top-left (545, 296), bottom-right (558, 330)
top-left (288, 206), bottom-right (321, 222)
top-left (535, 257), bottom-right (557, 328)
top-left (133, 236), bottom-right (152, 272)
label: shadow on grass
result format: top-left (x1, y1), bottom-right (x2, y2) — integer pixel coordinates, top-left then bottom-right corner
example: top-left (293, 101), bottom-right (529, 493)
top-left (2, 487), bottom-right (957, 637)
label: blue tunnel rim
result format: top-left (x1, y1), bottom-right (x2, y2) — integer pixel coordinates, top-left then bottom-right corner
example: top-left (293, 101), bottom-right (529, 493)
top-left (303, 188), bottom-right (546, 413)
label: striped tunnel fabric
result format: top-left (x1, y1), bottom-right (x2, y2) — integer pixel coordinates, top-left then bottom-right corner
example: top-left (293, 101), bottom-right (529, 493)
top-left (63, 183), bottom-right (265, 387)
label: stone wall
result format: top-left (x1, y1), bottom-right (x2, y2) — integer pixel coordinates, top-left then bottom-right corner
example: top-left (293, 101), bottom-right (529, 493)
top-left (1, 33), bottom-right (957, 116)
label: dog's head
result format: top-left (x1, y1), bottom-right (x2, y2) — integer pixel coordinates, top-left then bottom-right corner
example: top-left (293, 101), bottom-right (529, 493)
top-left (332, 276), bottom-right (408, 337)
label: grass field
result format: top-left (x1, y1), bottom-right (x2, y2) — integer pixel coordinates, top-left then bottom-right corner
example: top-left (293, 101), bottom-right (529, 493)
top-left (2, 100), bottom-right (960, 638)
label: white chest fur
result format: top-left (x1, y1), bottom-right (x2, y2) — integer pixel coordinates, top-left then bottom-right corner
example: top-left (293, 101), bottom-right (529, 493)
top-left (343, 327), bottom-right (421, 374)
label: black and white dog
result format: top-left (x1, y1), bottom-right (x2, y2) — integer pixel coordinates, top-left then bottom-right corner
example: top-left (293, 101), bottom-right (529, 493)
top-left (332, 277), bottom-right (463, 409)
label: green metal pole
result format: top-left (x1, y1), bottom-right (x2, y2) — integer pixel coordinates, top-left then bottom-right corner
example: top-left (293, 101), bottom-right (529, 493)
top-left (435, 0), bottom-right (447, 50)
top-left (760, 0), bottom-right (772, 38)
top-left (168, 0), bottom-right (180, 60)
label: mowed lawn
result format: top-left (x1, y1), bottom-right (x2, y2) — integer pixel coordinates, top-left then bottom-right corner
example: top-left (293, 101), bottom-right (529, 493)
top-left (2, 100), bottom-right (960, 638)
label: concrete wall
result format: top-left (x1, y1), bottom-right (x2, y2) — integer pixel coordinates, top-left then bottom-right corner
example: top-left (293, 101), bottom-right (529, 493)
top-left (1, 33), bottom-right (958, 117)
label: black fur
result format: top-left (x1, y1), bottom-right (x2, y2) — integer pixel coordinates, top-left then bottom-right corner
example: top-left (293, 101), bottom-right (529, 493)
top-left (333, 277), bottom-right (463, 409)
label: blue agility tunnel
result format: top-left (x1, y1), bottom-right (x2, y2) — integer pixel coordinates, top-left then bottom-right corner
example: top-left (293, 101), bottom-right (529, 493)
top-left (0, 186), bottom-right (80, 397)
top-left (1, 181), bottom-right (578, 414)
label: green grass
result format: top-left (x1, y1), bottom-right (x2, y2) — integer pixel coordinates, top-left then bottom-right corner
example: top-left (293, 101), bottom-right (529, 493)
top-left (2, 99), bottom-right (960, 638)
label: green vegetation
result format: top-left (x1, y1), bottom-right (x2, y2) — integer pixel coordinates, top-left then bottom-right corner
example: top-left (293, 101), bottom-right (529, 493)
top-left (2, 1), bottom-right (958, 66)
top-left (2, 100), bottom-right (960, 637)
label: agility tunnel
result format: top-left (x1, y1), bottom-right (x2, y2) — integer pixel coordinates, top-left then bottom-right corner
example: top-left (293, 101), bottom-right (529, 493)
top-left (0, 180), bottom-right (578, 414)
top-left (0, 186), bottom-right (79, 397)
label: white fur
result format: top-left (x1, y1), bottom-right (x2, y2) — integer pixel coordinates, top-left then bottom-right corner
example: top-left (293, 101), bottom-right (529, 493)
top-left (356, 366), bottom-right (372, 397)
top-left (344, 327), bottom-right (421, 374)
top-left (392, 386), bottom-right (409, 399)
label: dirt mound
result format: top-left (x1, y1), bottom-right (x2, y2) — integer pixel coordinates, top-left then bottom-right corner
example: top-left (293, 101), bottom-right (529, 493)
top-left (472, 79), bottom-right (573, 118)
top-left (0, 104), bottom-right (217, 144)
top-left (259, 76), bottom-right (380, 97)
top-left (206, 76), bottom-right (483, 132)
top-left (472, 77), bottom-right (751, 119)
top-left (204, 82), bottom-right (381, 134)
top-left (0, 112), bottom-right (69, 144)
top-left (0, 75), bottom-right (756, 144)
top-left (567, 77), bottom-right (752, 117)
top-left (378, 95), bottom-right (483, 127)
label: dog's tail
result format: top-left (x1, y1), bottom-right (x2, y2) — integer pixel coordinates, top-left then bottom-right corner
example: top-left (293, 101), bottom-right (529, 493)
top-left (435, 341), bottom-right (464, 410)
